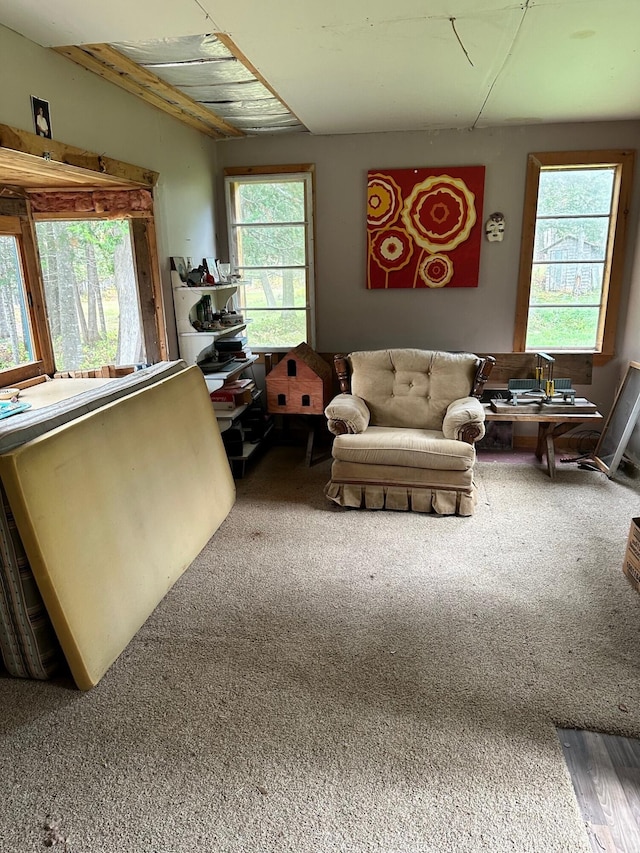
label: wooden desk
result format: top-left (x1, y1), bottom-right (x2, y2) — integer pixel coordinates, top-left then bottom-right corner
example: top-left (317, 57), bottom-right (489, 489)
top-left (484, 401), bottom-right (603, 479)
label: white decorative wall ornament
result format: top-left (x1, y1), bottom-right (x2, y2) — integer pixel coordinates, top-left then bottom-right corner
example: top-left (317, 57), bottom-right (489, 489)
top-left (485, 212), bottom-right (505, 242)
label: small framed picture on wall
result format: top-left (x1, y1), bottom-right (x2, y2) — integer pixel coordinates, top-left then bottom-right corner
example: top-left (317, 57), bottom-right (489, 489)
top-left (31, 96), bottom-right (52, 139)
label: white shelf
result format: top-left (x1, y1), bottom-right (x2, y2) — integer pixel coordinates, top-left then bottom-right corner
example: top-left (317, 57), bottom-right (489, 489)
top-left (173, 277), bottom-right (250, 372)
top-left (202, 355), bottom-right (258, 383)
top-left (215, 395), bottom-right (260, 432)
top-left (227, 422), bottom-right (275, 463)
top-left (173, 283), bottom-right (246, 293)
top-left (179, 322), bottom-right (246, 340)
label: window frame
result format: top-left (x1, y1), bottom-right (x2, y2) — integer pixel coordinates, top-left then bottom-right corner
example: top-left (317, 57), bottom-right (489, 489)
top-left (513, 149), bottom-right (635, 365)
top-left (0, 128), bottom-right (166, 384)
top-left (0, 212), bottom-right (55, 384)
top-left (31, 209), bottom-right (168, 371)
top-left (224, 164), bottom-right (316, 351)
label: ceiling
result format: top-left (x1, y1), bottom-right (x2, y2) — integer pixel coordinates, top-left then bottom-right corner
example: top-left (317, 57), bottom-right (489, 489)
top-left (1, 0), bottom-right (640, 138)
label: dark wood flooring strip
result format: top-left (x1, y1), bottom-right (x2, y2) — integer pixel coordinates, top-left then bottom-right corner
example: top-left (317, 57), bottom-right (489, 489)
top-left (557, 728), bottom-right (640, 853)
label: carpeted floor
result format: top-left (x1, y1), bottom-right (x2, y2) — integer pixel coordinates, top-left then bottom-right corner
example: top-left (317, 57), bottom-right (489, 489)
top-left (1, 447), bottom-right (640, 852)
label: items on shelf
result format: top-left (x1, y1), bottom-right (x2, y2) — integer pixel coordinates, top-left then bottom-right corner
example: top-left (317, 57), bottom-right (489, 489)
top-left (172, 281), bottom-right (248, 368)
top-left (171, 271), bottom-right (269, 477)
top-left (215, 334), bottom-right (247, 351)
top-left (210, 378), bottom-right (256, 410)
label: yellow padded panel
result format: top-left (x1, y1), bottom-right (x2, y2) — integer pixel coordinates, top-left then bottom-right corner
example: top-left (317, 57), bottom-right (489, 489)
top-left (0, 365), bottom-right (235, 690)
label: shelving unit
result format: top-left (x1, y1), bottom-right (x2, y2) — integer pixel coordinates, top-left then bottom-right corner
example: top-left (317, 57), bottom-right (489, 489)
top-left (173, 284), bottom-right (246, 367)
top-left (172, 281), bottom-right (270, 476)
top-left (227, 421), bottom-right (274, 478)
top-left (214, 389), bottom-right (274, 478)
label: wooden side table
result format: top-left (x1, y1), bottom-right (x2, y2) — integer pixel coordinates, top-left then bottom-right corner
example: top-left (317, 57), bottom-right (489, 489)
top-left (484, 401), bottom-right (603, 479)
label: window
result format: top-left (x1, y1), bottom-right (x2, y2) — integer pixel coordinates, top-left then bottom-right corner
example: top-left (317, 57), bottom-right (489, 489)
top-left (224, 165), bottom-right (315, 350)
top-left (0, 231), bottom-right (37, 369)
top-left (0, 214), bottom-right (54, 385)
top-left (34, 219), bottom-right (146, 372)
top-left (0, 129), bottom-right (167, 386)
top-left (514, 150), bottom-right (634, 362)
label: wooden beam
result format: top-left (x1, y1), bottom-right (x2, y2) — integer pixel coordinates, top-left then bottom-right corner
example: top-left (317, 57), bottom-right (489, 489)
top-left (54, 44), bottom-right (245, 140)
top-left (83, 44), bottom-right (245, 138)
top-left (0, 123), bottom-right (158, 188)
top-left (478, 352), bottom-right (593, 385)
top-left (131, 218), bottom-right (167, 363)
top-left (313, 351), bottom-right (594, 389)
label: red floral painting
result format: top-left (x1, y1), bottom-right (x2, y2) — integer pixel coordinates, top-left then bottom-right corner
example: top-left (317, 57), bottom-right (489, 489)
top-left (367, 166), bottom-right (485, 289)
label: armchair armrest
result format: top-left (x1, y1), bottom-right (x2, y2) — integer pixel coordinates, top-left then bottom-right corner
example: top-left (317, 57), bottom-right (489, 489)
top-left (324, 393), bottom-right (371, 436)
top-left (442, 396), bottom-right (486, 444)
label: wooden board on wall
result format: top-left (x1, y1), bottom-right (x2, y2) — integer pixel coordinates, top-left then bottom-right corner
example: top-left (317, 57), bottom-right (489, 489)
top-left (477, 352), bottom-right (593, 385)
top-left (263, 350), bottom-right (594, 396)
top-left (0, 123), bottom-right (158, 189)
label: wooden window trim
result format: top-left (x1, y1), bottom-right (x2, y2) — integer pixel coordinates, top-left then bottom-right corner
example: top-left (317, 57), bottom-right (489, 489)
top-left (223, 164), bottom-right (314, 178)
top-left (223, 164), bottom-right (317, 350)
top-left (0, 213), bottom-right (55, 384)
top-left (0, 128), bottom-right (166, 377)
top-left (1, 199), bottom-right (168, 377)
top-left (513, 149), bottom-right (635, 365)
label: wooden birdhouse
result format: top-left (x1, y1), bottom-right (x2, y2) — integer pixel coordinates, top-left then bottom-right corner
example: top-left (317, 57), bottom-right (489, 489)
top-left (266, 342), bottom-right (332, 415)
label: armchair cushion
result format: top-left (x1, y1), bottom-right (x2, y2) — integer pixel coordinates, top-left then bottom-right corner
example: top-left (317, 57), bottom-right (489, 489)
top-left (332, 427), bottom-right (475, 471)
top-left (442, 396), bottom-right (486, 441)
top-left (325, 393), bottom-right (370, 435)
top-left (349, 349), bottom-right (480, 430)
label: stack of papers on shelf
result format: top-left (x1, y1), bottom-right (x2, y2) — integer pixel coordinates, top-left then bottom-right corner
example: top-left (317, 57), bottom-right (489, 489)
top-left (216, 335), bottom-right (248, 352)
top-left (210, 378), bottom-right (256, 410)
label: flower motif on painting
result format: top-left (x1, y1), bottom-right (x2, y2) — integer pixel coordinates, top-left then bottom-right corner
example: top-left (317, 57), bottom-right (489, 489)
top-left (402, 175), bottom-right (476, 254)
top-left (371, 228), bottom-right (414, 271)
top-left (367, 174), bottom-right (402, 228)
top-left (419, 253), bottom-right (454, 288)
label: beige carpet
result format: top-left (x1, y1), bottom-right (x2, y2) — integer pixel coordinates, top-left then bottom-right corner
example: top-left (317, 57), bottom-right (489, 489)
top-left (1, 447), bottom-right (640, 852)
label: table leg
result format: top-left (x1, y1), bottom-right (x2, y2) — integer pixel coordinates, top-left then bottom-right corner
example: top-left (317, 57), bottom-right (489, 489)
top-left (536, 422), bottom-right (575, 478)
top-left (546, 432), bottom-right (556, 480)
top-left (305, 420), bottom-right (316, 466)
top-left (535, 424), bottom-right (549, 461)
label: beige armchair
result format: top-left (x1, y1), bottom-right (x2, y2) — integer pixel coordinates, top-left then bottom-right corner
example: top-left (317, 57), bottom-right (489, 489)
top-left (324, 349), bottom-right (495, 515)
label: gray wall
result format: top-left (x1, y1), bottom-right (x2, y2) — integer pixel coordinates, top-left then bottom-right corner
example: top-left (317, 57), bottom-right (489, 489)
top-left (2, 18), bottom-right (639, 419)
top-left (0, 23), bottom-right (221, 357)
top-left (217, 122), bottom-right (640, 414)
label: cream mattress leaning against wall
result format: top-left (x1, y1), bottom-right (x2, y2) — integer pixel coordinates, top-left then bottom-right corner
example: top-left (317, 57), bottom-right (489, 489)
top-left (0, 360), bottom-right (189, 682)
top-left (0, 364), bottom-right (235, 690)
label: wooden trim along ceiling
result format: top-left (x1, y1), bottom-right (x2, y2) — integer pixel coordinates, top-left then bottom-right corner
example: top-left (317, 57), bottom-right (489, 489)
top-left (53, 43), bottom-right (246, 141)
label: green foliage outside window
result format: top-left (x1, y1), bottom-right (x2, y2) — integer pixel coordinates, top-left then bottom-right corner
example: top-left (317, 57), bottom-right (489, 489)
top-left (0, 235), bottom-right (35, 370)
top-left (35, 219), bottom-right (145, 371)
top-left (228, 174), bottom-right (312, 348)
top-left (526, 166), bottom-right (615, 350)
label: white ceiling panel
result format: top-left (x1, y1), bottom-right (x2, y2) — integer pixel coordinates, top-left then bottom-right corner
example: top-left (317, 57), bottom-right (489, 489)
top-left (1, 0), bottom-right (639, 136)
top-left (478, 0), bottom-right (640, 127)
top-left (0, 0), bottom-right (215, 48)
top-left (202, 1), bottom-right (527, 133)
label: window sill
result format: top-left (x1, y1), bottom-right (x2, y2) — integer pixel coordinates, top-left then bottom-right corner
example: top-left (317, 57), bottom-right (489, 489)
top-left (517, 349), bottom-right (613, 368)
top-left (593, 351), bottom-right (614, 367)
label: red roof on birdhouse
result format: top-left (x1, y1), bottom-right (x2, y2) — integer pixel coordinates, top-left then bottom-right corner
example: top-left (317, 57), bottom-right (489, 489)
top-left (269, 342), bottom-right (332, 381)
